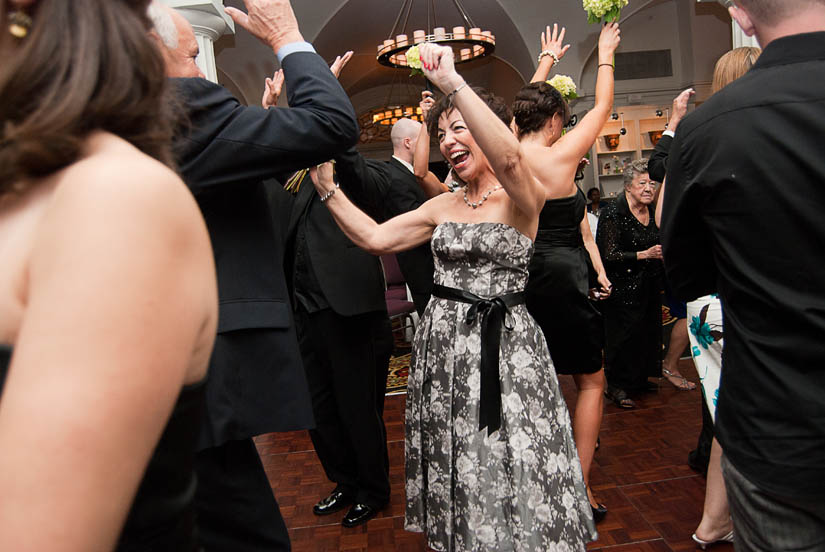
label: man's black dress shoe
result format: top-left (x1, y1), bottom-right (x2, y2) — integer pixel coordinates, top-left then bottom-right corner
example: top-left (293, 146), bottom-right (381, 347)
top-left (342, 503), bottom-right (381, 528)
top-left (313, 490), bottom-right (353, 516)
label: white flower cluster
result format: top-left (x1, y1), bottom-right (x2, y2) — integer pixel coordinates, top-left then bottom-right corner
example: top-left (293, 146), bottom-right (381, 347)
top-left (546, 74), bottom-right (578, 101)
top-left (583, 0), bottom-right (628, 22)
top-left (406, 45), bottom-right (424, 76)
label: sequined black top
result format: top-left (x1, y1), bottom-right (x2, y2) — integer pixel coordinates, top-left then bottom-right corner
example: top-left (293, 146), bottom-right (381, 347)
top-left (596, 192), bottom-right (662, 305)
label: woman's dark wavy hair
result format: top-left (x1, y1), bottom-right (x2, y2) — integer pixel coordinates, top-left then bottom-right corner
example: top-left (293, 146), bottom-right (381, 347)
top-left (426, 85), bottom-right (513, 138)
top-left (512, 82), bottom-right (571, 136)
top-left (0, 0), bottom-right (176, 196)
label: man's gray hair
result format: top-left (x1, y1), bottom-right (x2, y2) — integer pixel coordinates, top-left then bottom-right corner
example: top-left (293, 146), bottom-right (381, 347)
top-left (623, 158), bottom-right (649, 187)
top-left (147, 1), bottom-right (179, 49)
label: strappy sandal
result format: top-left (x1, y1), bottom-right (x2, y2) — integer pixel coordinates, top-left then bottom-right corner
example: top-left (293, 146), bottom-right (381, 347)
top-left (605, 386), bottom-right (636, 409)
top-left (662, 368), bottom-right (696, 390)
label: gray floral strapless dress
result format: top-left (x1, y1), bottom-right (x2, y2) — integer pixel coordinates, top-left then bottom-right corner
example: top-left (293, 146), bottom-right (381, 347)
top-left (405, 222), bottom-right (597, 551)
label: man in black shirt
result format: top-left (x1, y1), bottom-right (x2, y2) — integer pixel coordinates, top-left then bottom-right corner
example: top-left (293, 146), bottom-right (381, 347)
top-left (661, 0), bottom-right (825, 547)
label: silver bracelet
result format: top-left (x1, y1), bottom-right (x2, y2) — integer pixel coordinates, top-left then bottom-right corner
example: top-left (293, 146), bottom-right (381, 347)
top-left (448, 81), bottom-right (469, 101)
top-left (537, 50), bottom-right (559, 64)
top-left (319, 183), bottom-right (339, 203)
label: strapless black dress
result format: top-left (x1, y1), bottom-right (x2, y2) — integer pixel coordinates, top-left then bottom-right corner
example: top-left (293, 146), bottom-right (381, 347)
top-left (525, 189), bottom-right (604, 375)
top-left (0, 344), bottom-right (205, 551)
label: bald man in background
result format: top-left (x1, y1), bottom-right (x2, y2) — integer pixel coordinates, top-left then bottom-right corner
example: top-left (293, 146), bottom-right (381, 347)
top-left (333, 118), bottom-right (435, 315)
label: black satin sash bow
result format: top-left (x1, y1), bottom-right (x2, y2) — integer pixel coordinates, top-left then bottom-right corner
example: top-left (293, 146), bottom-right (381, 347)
top-left (431, 284), bottom-right (525, 435)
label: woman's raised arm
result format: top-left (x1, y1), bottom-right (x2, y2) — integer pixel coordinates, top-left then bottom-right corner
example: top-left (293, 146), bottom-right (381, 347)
top-left (413, 90), bottom-right (449, 197)
top-left (530, 23), bottom-right (571, 83)
top-left (419, 43), bottom-right (544, 219)
top-left (549, 23), bottom-right (620, 171)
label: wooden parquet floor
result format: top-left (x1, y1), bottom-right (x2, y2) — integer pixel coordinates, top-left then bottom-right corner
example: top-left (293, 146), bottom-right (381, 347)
top-left (256, 358), bottom-right (731, 552)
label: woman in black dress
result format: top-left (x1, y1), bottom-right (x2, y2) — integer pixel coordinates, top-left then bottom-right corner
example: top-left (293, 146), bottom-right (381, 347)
top-left (0, 1), bottom-right (217, 549)
top-left (597, 159), bottom-right (664, 409)
top-left (512, 21), bottom-right (620, 521)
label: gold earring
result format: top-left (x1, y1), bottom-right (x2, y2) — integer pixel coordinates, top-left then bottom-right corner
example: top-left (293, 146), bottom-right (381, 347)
top-left (8, 9), bottom-right (32, 38)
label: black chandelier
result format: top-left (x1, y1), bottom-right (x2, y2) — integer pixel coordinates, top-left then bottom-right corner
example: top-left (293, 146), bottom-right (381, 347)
top-left (376, 0), bottom-right (496, 70)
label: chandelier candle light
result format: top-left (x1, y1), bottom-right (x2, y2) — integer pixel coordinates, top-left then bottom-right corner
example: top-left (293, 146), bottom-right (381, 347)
top-left (377, 0), bottom-right (496, 71)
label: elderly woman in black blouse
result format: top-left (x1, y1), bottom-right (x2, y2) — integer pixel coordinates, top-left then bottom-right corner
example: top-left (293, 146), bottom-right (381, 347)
top-left (596, 159), bottom-right (663, 408)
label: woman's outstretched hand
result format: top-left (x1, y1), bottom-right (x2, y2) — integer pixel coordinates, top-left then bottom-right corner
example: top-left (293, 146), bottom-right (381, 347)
top-left (598, 22), bottom-right (621, 64)
top-left (541, 23), bottom-right (571, 62)
top-left (419, 43), bottom-right (463, 94)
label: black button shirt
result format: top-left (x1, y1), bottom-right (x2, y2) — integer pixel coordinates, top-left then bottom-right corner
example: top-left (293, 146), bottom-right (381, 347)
top-left (661, 31), bottom-right (825, 500)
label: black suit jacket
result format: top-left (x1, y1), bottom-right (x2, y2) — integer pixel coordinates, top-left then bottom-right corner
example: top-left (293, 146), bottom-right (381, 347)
top-left (647, 133), bottom-right (673, 183)
top-left (285, 175), bottom-right (387, 317)
top-left (333, 148), bottom-right (435, 314)
top-left (171, 51), bottom-right (359, 448)
top-left (661, 31), bottom-right (825, 500)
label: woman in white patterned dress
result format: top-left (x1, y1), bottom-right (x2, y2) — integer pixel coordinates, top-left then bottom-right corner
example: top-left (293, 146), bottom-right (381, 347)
top-left (309, 43), bottom-right (596, 551)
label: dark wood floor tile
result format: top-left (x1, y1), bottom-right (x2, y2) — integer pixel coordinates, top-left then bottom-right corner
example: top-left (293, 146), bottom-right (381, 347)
top-left (289, 517), bottom-right (429, 552)
top-left (255, 429), bottom-right (315, 455)
top-left (591, 539), bottom-right (673, 551)
top-left (262, 358), bottom-right (714, 550)
top-left (586, 486), bottom-right (661, 549)
top-left (596, 400), bottom-right (702, 485)
top-left (621, 478), bottom-right (733, 552)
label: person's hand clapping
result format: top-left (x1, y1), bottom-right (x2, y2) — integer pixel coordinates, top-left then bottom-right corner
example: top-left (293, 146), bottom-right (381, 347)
top-left (225, 0), bottom-right (303, 54)
top-left (668, 88), bottom-right (695, 133)
top-left (329, 50), bottom-right (353, 79)
top-left (261, 69), bottom-right (284, 109)
top-left (419, 43), bottom-right (463, 95)
top-left (597, 22), bottom-right (621, 65)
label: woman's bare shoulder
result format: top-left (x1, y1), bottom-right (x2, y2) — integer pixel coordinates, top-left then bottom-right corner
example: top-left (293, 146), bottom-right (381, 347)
top-left (420, 185), bottom-right (461, 223)
top-left (48, 133), bottom-right (205, 237)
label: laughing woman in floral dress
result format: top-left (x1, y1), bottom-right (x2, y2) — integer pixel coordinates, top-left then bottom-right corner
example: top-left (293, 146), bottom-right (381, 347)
top-left (309, 43), bottom-right (596, 551)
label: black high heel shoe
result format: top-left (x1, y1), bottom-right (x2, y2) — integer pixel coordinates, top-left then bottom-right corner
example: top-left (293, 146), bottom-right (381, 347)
top-left (585, 484), bottom-right (607, 523)
top-left (591, 502), bottom-right (608, 523)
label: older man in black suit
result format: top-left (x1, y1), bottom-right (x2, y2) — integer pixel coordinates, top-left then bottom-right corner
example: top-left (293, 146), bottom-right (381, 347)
top-left (149, 0), bottom-right (358, 549)
top-left (661, 0), bottom-right (825, 548)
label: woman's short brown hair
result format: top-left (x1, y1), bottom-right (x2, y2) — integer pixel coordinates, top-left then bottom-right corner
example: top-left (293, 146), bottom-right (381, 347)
top-left (0, 0), bottom-right (176, 196)
top-left (711, 46), bottom-right (761, 94)
top-left (426, 85), bottom-right (513, 138)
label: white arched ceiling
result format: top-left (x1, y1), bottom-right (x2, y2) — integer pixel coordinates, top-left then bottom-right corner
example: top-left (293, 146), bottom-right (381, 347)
top-left (213, 0), bottom-right (732, 124)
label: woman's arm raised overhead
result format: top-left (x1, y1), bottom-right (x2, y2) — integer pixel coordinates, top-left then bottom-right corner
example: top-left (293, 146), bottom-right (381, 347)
top-left (413, 90), bottom-right (449, 198)
top-left (418, 43), bottom-right (544, 219)
top-left (550, 23), bottom-right (620, 170)
top-left (530, 23), bottom-right (571, 83)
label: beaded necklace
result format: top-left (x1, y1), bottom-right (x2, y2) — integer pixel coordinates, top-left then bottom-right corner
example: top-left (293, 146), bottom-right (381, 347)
top-left (463, 184), bottom-right (501, 209)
